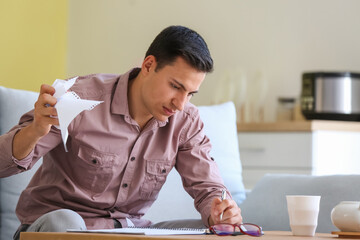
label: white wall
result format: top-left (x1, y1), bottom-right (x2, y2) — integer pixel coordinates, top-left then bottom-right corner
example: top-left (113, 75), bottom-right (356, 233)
top-left (68, 0), bottom-right (360, 121)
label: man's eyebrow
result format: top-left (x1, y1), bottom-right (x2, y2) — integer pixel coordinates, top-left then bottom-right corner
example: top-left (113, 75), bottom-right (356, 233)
top-left (173, 79), bottom-right (199, 94)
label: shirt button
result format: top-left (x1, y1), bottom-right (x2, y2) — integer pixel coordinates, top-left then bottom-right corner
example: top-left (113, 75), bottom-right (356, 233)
top-left (92, 159), bottom-right (98, 164)
top-left (122, 183), bottom-right (128, 188)
top-left (130, 157), bottom-right (135, 161)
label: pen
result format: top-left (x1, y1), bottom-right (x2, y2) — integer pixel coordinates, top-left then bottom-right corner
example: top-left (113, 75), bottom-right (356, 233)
top-left (220, 189), bottom-right (227, 221)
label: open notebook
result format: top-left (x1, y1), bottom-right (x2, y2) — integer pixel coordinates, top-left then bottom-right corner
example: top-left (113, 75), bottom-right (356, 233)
top-left (68, 227), bottom-right (210, 235)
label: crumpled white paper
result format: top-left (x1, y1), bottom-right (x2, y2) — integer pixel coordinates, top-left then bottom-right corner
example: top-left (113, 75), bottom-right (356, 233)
top-left (51, 77), bottom-right (103, 151)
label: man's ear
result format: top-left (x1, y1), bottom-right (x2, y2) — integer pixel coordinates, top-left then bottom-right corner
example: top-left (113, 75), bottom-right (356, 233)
top-left (142, 55), bottom-right (157, 75)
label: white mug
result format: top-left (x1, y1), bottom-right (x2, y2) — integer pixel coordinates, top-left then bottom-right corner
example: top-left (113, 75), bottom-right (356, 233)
top-left (286, 195), bottom-right (321, 236)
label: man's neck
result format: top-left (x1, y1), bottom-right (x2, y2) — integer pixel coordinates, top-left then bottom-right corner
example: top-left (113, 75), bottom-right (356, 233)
top-left (127, 70), bottom-right (153, 130)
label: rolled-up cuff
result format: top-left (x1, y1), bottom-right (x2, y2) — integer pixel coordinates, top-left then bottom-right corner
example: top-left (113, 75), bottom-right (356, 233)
top-left (12, 150), bottom-right (34, 170)
top-left (0, 128), bottom-right (34, 170)
top-left (11, 129), bottom-right (34, 169)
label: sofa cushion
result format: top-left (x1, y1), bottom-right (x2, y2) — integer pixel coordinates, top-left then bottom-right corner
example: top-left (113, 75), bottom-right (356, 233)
top-left (239, 173), bottom-right (360, 233)
top-left (144, 102), bottom-right (245, 223)
top-left (0, 86), bottom-right (38, 134)
top-left (0, 86), bottom-right (40, 240)
top-left (198, 101), bottom-right (245, 205)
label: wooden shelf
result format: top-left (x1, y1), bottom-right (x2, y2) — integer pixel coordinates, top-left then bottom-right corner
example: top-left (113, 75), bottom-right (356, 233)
top-left (237, 120), bottom-right (360, 132)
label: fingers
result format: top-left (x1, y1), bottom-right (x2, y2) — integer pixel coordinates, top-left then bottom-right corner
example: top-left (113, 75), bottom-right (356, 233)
top-left (30, 84), bottom-right (58, 137)
top-left (211, 197), bottom-right (222, 217)
top-left (34, 96), bottom-right (57, 114)
top-left (218, 199), bottom-right (234, 220)
top-left (37, 85), bottom-right (57, 106)
top-left (221, 203), bottom-right (243, 224)
top-left (211, 198), bottom-right (243, 225)
top-left (39, 84), bottom-right (56, 96)
top-left (34, 91), bottom-right (58, 119)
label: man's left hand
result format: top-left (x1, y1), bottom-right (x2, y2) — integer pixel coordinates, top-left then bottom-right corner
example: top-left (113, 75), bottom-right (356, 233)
top-left (209, 197), bottom-right (243, 226)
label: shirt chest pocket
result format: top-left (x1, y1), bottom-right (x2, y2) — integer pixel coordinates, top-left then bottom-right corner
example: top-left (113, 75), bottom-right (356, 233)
top-left (71, 145), bottom-right (116, 193)
top-left (139, 160), bottom-right (173, 200)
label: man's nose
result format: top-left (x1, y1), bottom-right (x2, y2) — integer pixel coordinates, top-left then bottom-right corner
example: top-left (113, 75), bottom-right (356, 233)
top-left (172, 93), bottom-right (188, 111)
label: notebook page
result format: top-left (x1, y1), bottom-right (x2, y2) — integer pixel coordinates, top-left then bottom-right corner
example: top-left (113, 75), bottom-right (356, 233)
top-left (68, 227), bottom-right (208, 235)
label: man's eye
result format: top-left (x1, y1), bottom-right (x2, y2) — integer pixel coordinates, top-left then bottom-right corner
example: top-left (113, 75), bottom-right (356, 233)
top-left (171, 83), bottom-right (180, 89)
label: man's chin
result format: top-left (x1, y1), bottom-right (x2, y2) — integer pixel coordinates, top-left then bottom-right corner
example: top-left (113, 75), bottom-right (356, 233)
top-left (154, 114), bottom-right (170, 122)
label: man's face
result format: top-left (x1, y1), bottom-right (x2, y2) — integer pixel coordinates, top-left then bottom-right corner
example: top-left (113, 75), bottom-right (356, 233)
top-left (141, 56), bottom-right (206, 122)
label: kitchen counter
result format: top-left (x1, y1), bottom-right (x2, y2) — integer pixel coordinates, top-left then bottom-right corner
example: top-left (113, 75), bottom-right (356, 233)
top-left (237, 120), bottom-right (360, 132)
top-left (237, 120), bottom-right (360, 189)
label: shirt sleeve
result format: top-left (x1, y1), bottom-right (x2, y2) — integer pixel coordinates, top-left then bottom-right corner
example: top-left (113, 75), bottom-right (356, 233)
top-left (0, 109), bottom-right (62, 178)
top-left (175, 110), bottom-right (232, 227)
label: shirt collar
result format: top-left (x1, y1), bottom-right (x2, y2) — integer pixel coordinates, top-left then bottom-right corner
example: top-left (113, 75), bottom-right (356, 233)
top-left (111, 68), bottom-right (168, 127)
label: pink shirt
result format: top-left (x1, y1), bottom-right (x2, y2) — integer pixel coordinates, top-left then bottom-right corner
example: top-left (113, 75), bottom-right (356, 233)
top-left (0, 69), bottom-right (228, 229)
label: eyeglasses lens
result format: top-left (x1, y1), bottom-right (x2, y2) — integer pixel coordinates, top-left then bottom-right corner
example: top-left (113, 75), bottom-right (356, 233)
top-left (240, 224), bottom-right (262, 236)
top-left (212, 224), bottom-right (234, 236)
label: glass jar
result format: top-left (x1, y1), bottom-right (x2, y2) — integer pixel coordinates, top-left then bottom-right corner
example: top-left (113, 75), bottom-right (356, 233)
top-left (276, 97), bottom-right (295, 121)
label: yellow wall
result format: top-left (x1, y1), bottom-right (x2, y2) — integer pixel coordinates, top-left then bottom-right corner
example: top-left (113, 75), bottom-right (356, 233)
top-left (0, 0), bottom-right (67, 92)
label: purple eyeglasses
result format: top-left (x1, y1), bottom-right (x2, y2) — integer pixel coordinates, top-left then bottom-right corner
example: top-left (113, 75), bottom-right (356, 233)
top-left (209, 223), bottom-right (263, 237)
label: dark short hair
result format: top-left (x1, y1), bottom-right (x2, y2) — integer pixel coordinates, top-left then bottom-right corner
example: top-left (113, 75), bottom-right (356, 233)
top-left (145, 25), bottom-right (213, 73)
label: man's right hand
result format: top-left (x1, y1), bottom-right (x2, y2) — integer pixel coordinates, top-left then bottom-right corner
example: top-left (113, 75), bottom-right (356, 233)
top-left (31, 84), bottom-right (59, 138)
top-left (12, 84), bottom-right (59, 160)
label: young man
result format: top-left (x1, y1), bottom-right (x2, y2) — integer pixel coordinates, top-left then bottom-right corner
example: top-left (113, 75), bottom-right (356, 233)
top-left (0, 25), bottom-right (242, 239)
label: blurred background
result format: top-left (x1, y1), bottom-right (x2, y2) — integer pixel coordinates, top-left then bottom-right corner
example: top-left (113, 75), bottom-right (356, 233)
top-left (1, 0), bottom-right (360, 122)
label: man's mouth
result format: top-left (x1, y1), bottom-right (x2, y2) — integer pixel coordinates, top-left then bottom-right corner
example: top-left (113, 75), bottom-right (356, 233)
top-left (163, 106), bottom-right (176, 116)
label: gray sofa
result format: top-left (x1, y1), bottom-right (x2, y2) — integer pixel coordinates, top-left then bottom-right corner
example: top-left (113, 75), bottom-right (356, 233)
top-left (0, 85), bottom-right (359, 240)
